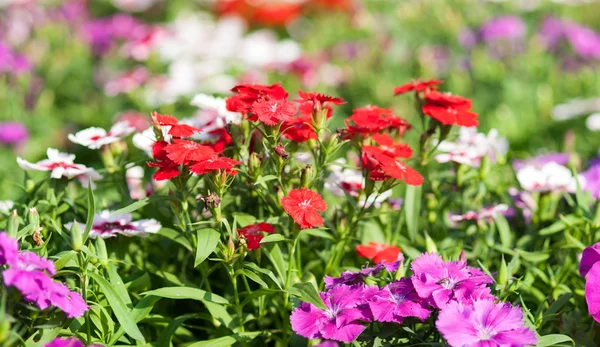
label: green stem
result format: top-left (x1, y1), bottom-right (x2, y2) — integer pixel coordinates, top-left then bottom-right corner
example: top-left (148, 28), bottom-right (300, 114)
top-left (78, 252), bottom-right (91, 345)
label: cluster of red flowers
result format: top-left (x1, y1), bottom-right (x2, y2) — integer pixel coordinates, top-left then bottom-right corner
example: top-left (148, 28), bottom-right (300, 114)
top-left (226, 83), bottom-right (345, 142)
top-left (394, 79), bottom-right (479, 127)
top-left (147, 113), bottom-right (241, 181)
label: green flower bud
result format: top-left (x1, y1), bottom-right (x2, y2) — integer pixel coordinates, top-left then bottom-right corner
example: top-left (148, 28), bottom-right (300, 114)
top-left (424, 232), bottom-right (438, 254)
top-left (300, 165), bottom-right (313, 188)
top-left (497, 254), bottom-right (508, 286)
top-left (96, 237), bottom-right (108, 267)
top-left (70, 220), bottom-right (83, 252)
top-left (7, 210), bottom-right (19, 238)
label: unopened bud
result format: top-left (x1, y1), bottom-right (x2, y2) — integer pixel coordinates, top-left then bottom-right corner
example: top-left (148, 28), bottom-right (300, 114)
top-left (28, 208), bottom-right (39, 229)
top-left (424, 232), bottom-right (438, 254)
top-left (96, 237), bottom-right (108, 267)
top-left (25, 179), bottom-right (35, 193)
top-left (248, 153), bottom-right (262, 180)
top-left (300, 165), bottom-right (313, 188)
top-left (273, 144), bottom-right (289, 160)
top-left (70, 221), bottom-right (83, 252)
top-left (497, 254), bottom-right (508, 285)
top-left (7, 210), bottom-right (19, 238)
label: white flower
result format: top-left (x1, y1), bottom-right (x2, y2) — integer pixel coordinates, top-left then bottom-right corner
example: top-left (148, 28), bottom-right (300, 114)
top-left (133, 126), bottom-right (171, 156)
top-left (0, 200), bottom-right (14, 214)
top-left (112, 0), bottom-right (159, 12)
top-left (68, 122), bottom-right (135, 149)
top-left (586, 112), bottom-right (600, 131)
top-left (325, 160), bottom-right (391, 208)
top-left (449, 204), bottom-right (511, 223)
top-left (17, 148), bottom-right (103, 187)
top-left (182, 93), bottom-right (242, 142)
top-left (516, 162), bottom-right (583, 192)
top-left (435, 128), bottom-right (508, 167)
top-left (65, 210), bottom-right (161, 239)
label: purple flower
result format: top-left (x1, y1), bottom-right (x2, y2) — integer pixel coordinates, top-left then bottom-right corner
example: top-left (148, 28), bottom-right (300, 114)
top-left (0, 232), bottom-right (88, 318)
top-left (0, 40), bottom-right (31, 75)
top-left (582, 163), bottom-right (600, 199)
top-left (480, 16), bottom-right (526, 42)
top-left (459, 28), bottom-right (478, 50)
top-left (368, 278), bottom-right (431, 324)
top-left (0, 121), bottom-right (29, 145)
top-left (584, 261), bottom-right (600, 322)
top-left (538, 17), bottom-right (600, 62)
top-left (313, 341), bottom-right (339, 347)
top-left (324, 261), bottom-right (400, 289)
top-left (411, 253), bottom-right (493, 308)
top-left (0, 232), bottom-right (18, 265)
top-left (290, 285), bottom-right (370, 343)
top-left (580, 243), bottom-right (600, 278)
top-left (508, 188), bottom-right (536, 223)
top-left (436, 299), bottom-right (537, 347)
top-left (45, 337), bottom-right (102, 347)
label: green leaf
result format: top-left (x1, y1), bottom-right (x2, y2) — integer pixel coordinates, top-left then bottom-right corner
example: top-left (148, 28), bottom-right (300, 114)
top-left (260, 234), bottom-right (288, 244)
top-left (195, 229), bottom-right (221, 267)
top-left (157, 228), bottom-right (193, 252)
top-left (187, 332), bottom-right (261, 347)
top-left (88, 271), bottom-right (145, 343)
top-left (82, 183), bottom-right (95, 242)
top-left (142, 287), bottom-right (229, 305)
top-left (156, 313), bottom-right (198, 347)
top-left (107, 264), bottom-right (132, 307)
top-left (244, 262), bottom-right (282, 289)
top-left (111, 195), bottom-right (177, 215)
top-left (288, 282), bottom-right (326, 310)
top-left (236, 269), bottom-right (268, 288)
top-left (53, 250), bottom-right (77, 270)
top-left (254, 175), bottom-right (278, 186)
top-left (538, 215), bottom-right (584, 236)
top-left (495, 215), bottom-right (512, 248)
top-left (109, 296), bottom-right (160, 345)
top-left (264, 244), bottom-right (287, 283)
top-left (404, 185), bottom-right (422, 242)
top-left (298, 228), bottom-right (334, 240)
top-left (536, 334), bottom-right (574, 346)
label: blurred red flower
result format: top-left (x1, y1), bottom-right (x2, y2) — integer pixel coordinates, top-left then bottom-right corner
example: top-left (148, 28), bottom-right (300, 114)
top-left (356, 242), bottom-right (402, 264)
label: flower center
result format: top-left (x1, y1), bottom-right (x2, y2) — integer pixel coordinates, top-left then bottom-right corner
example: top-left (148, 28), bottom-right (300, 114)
top-left (93, 222), bottom-right (133, 234)
top-left (298, 199), bottom-right (312, 209)
top-left (439, 277), bottom-right (458, 289)
top-left (270, 102), bottom-right (279, 113)
top-left (391, 292), bottom-right (406, 304)
top-left (90, 135), bottom-right (103, 141)
top-left (477, 326), bottom-right (496, 341)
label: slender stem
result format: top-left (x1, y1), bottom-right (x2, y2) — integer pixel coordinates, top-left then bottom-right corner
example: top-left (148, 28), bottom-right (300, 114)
top-left (78, 252), bottom-right (91, 345)
top-left (229, 267), bottom-right (245, 333)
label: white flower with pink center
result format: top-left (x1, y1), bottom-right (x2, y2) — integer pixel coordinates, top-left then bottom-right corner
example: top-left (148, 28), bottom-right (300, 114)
top-left (17, 148), bottom-right (102, 187)
top-left (435, 128), bottom-right (508, 167)
top-left (68, 122), bottom-right (135, 149)
top-left (325, 160), bottom-right (392, 208)
top-left (65, 210), bottom-right (161, 239)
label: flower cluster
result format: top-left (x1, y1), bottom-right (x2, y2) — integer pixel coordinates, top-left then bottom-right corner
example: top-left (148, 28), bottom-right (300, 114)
top-left (0, 233), bottom-right (88, 318)
top-left (291, 253), bottom-right (537, 346)
top-left (146, 112), bottom-right (241, 181)
top-left (435, 128), bottom-right (508, 167)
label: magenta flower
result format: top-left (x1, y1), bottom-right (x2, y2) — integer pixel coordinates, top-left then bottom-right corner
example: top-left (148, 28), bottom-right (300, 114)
top-left (480, 16), bottom-right (526, 42)
top-left (411, 253), bottom-right (493, 308)
top-left (45, 337), bottom-right (102, 347)
top-left (368, 278), bottom-right (431, 324)
top-left (580, 243), bottom-right (600, 322)
top-left (436, 299), bottom-right (537, 347)
top-left (324, 261), bottom-right (400, 289)
top-left (290, 285), bottom-right (370, 343)
top-left (0, 121), bottom-right (29, 145)
top-left (313, 341), bottom-right (339, 347)
top-left (0, 232), bottom-right (88, 318)
top-left (581, 163), bottom-right (600, 199)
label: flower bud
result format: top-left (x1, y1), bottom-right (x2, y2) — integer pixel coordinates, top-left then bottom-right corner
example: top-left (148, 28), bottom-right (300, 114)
top-left (70, 220), bottom-right (83, 252)
top-left (28, 208), bottom-right (39, 230)
top-left (273, 144), bottom-right (289, 160)
top-left (497, 254), bottom-right (508, 286)
top-left (248, 153), bottom-right (262, 180)
top-left (300, 165), bottom-right (313, 188)
top-left (25, 179), bottom-right (35, 193)
top-left (96, 237), bottom-right (108, 267)
top-left (424, 232), bottom-right (438, 254)
top-left (7, 210), bottom-right (19, 238)
top-left (479, 156), bottom-right (491, 181)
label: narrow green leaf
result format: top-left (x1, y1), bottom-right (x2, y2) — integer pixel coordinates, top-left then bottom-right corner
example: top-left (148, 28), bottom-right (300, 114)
top-left (260, 234), bottom-right (287, 244)
top-left (298, 228), bottom-right (334, 240)
top-left (495, 215), bottom-right (512, 248)
top-left (536, 334), bottom-right (574, 346)
top-left (82, 182), bottom-right (95, 242)
top-left (404, 185), bottom-right (421, 242)
top-left (87, 271), bottom-right (145, 343)
top-left (195, 229), bottom-right (221, 267)
top-left (289, 282), bottom-right (326, 310)
top-left (236, 269), bottom-right (268, 288)
top-left (111, 195), bottom-right (177, 215)
top-left (264, 244), bottom-right (287, 283)
top-left (187, 332), bottom-right (261, 347)
top-left (109, 296), bottom-right (160, 345)
top-left (156, 313), bottom-right (197, 347)
top-left (157, 228), bottom-right (193, 252)
top-left (107, 264), bottom-right (132, 307)
top-left (254, 175), bottom-right (278, 186)
top-left (142, 287), bottom-right (229, 305)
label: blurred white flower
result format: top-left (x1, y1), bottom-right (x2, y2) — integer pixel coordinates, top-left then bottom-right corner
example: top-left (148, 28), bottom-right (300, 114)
top-left (586, 112), bottom-right (600, 131)
top-left (516, 162), bottom-right (583, 193)
top-left (435, 128), bottom-right (508, 167)
top-left (0, 200), bottom-right (14, 214)
top-left (112, 0), bottom-right (159, 12)
top-left (68, 122), bottom-right (135, 149)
